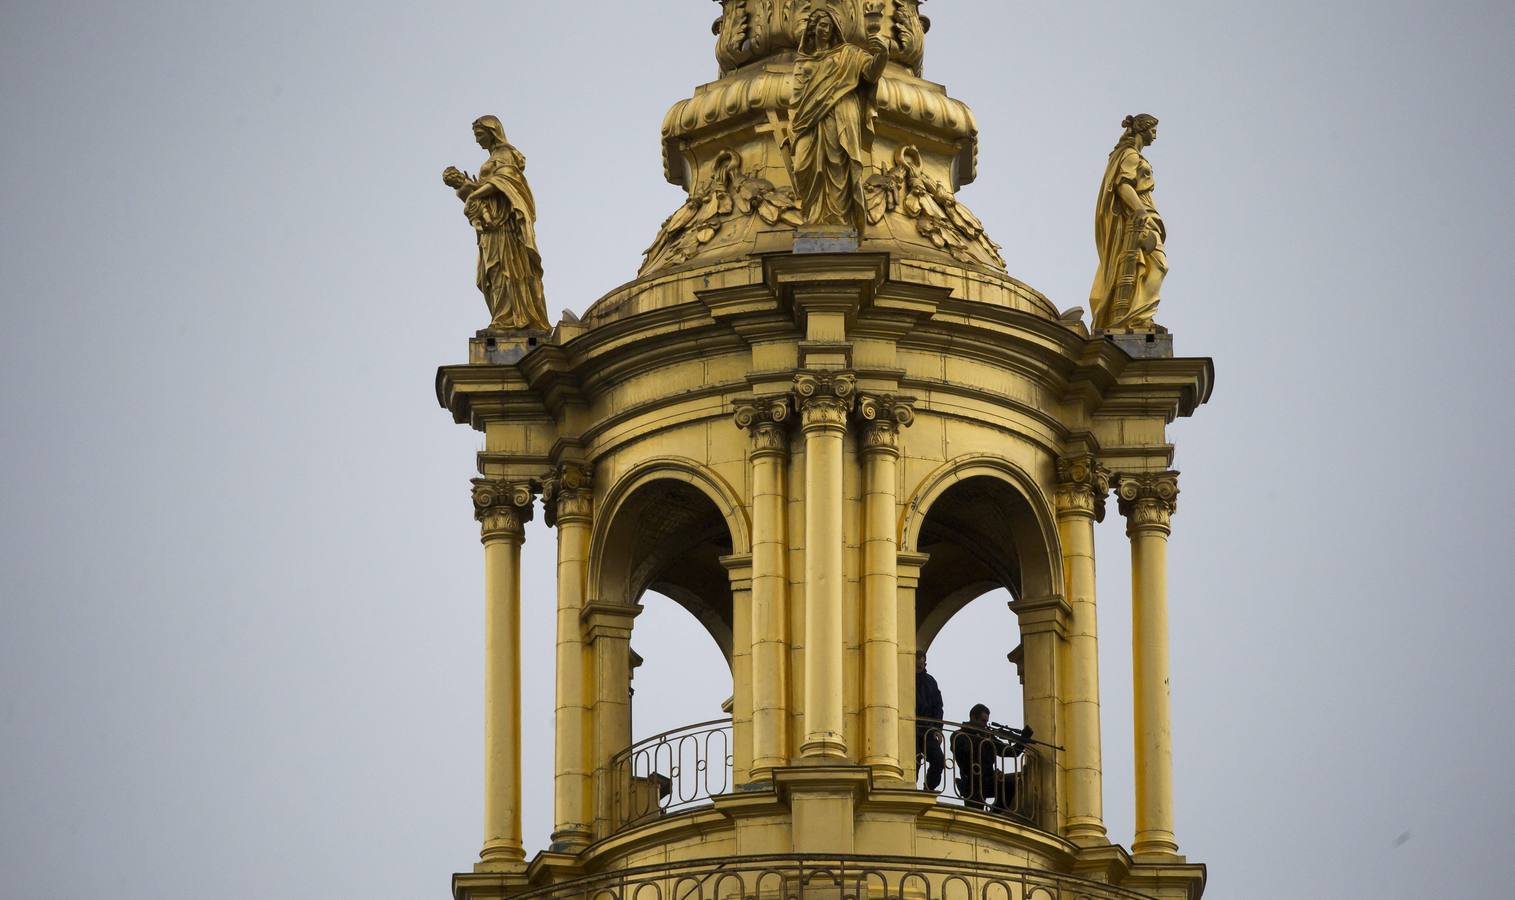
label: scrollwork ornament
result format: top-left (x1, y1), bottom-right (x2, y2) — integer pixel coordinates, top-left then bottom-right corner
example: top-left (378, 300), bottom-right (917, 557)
top-left (472, 477), bottom-right (535, 542)
top-left (1115, 471), bottom-right (1179, 535)
top-left (1054, 454), bottom-right (1112, 521)
top-left (540, 463), bottom-right (593, 528)
top-left (733, 397), bottom-right (792, 458)
top-left (856, 393), bottom-right (916, 454)
top-left (792, 371), bottom-right (857, 432)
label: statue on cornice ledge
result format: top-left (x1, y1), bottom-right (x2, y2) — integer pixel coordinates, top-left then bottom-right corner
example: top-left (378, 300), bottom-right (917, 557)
top-left (443, 116), bottom-right (551, 333)
top-left (1090, 113), bottom-right (1168, 332)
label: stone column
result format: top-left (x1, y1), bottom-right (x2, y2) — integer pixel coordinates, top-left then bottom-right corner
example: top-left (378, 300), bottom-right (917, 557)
top-left (542, 463), bottom-right (594, 851)
top-left (857, 394), bottom-right (914, 780)
top-left (734, 398), bottom-right (792, 778)
top-left (1009, 592), bottom-right (1070, 833)
top-left (470, 477), bottom-right (535, 868)
top-left (584, 603), bottom-right (640, 838)
top-left (794, 371), bottom-right (855, 760)
top-left (1054, 455), bottom-right (1111, 845)
top-left (1117, 471), bottom-right (1182, 860)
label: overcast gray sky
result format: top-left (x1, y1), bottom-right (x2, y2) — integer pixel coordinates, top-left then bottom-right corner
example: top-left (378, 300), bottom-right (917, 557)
top-left (3, 1), bottom-right (1512, 898)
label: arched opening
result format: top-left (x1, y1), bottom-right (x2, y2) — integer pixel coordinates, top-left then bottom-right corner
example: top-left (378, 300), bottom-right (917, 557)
top-left (908, 472), bottom-right (1055, 822)
top-left (590, 473), bottom-right (741, 829)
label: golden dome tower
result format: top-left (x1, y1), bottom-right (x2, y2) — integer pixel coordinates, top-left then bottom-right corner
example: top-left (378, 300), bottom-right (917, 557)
top-left (437, 3), bottom-right (1212, 898)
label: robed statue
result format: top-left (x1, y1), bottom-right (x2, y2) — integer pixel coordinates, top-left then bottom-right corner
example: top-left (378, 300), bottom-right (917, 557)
top-left (1089, 114), bottom-right (1168, 331)
top-left (788, 8), bottom-right (889, 233)
top-left (443, 116), bottom-right (551, 332)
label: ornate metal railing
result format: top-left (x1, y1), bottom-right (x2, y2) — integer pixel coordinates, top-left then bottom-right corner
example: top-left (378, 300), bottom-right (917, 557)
top-left (607, 717), bottom-right (1042, 836)
top-left (503, 854), bottom-right (1151, 900)
top-left (610, 718), bottom-right (734, 830)
top-left (908, 718), bottom-right (1040, 823)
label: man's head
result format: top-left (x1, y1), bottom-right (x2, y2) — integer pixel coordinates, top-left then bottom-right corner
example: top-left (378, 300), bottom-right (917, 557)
top-left (969, 703), bottom-right (991, 726)
top-left (916, 650), bottom-right (927, 673)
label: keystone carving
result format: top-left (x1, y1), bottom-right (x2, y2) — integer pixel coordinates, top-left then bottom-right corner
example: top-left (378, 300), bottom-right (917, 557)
top-left (471, 477), bottom-right (535, 541)
top-left (1115, 471), bottom-right (1179, 534)
top-left (856, 393), bottom-right (916, 453)
top-left (1054, 454), bottom-right (1112, 522)
top-left (540, 463), bottom-right (593, 527)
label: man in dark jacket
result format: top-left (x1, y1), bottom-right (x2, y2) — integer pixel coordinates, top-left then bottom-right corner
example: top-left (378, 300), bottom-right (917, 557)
top-left (915, 651), bottom-right (945, 790)
top-left (951, 703), bottom-right (1024, 812)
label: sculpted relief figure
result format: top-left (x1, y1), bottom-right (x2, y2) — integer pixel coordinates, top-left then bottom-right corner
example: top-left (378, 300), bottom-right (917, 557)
top-left (787, 8), bottom-right (889, 233)
top-left (865, 145), bottom-right (1004, 269)
top-left (641, 148), bottom-right (804, 275)
top-left (442, 116), bottom-right (551, 332)
top-left (1090, 114), bottom-right (1167, 331)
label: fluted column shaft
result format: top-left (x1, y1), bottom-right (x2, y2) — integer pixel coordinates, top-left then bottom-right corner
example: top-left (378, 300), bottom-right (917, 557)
top-left (1118, 472), bottom-right (1182, 860)
top-left (795, 372), bottom-right (854, 759)
top-left (1054, 455), bottom-right (1111, 845)
top-left (858, 395), bottom-right (913, 779)
top-left (736, 399), bottom-right (792, 777)
top-left (544, 465), bottom-right (594, 850)
top-left (471, 478), bottom-right (534, 868)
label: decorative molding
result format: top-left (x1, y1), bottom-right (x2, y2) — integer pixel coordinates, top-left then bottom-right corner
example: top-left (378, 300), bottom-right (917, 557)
top-left (1115, 471), bottom-right (1180, 535)
top-left (855, 393), bottom-right (916, 454)
top-left (1054, 454), bottom-right (1112, 522)
top-left (733, 396), bottom-right (793, 458)
top-left (792, 371), bottom-right (857, 432)
top-left (471, 477), bottom-right (535, 542)
top-left (541, 462), bottom-right (593, 528)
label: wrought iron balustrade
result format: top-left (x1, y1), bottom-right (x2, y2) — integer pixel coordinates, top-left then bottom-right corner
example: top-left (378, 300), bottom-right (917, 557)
top-left (908, 718), bottom-right (1040, 823)
top-left (610, 718), bottom-right (734, 830)
top-left (505, 854), bottom-right (1151, 900)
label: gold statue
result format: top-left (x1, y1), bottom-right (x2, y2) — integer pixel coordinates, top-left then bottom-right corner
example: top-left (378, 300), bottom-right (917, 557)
top-left (443, 116), bottom-right (551, 332)
top-left (1089, 114), bottom-right (1167, 331)
top-left (788, 8), bottom-right (889, 233)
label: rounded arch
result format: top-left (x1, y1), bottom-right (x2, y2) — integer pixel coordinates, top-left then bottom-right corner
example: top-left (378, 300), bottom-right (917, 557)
top-left (588, 457), bottom-right (752, 661)
top-left (900, 456), bottom-right (1063, 652)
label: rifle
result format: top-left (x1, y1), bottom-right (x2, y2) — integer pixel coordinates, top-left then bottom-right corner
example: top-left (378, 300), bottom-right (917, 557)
top-left (989, 722), bottom-right (1065, 753)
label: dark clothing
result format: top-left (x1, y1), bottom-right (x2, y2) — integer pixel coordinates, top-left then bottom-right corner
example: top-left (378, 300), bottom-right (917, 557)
top-left (915, 671), bottom-right (946, 790)
top-left (951, 723), bottom-right (1023, 812)
top-left (916, 671), bottom-right (944, 721)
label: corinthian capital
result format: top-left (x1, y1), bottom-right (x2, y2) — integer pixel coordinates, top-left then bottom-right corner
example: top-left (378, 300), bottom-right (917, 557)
top-left (1054, 454), bottom-right (1112, 521)
top-left (472, 477), bottom-right (535, 542)
top-left (792, 371), bottom-right (857, 432)
top-left (855, 393), bottom-right (916, 454)
top-left (733, 396), bottom-right (792, 458)
top-left (1115, 471), bottom-right (1180, 535)
top-left (541, 462), bottom-right (593, 527)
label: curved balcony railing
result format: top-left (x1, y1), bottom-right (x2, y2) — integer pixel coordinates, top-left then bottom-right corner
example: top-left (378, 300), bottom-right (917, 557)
top-left (908, 718), bottom-right (1041, 824)
top-left (610, 718), bottom-right (734, 830)
top-left (607, 717), bottom-right (1043, 835)
top-left (505, 854), bottom-right (1153, 900)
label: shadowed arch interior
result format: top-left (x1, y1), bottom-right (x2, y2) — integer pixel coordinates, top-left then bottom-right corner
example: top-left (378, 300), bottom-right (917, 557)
top-left (915, 475), bottom-right (1038, 653)
top-left (597, 478), bottom-right (736, 661)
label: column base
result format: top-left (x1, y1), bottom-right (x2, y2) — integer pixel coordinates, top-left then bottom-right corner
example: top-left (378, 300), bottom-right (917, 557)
top-left (800, 734), bottom-right (849, 759)
top-left (1064, 818), bottom-right (1109, 847)
top-left (1132, 829), bottom-right (1182, 862)
top-left (547, 826), bottom-right (592, 854)
top-left (861, 757), bottom-right (905, 782)
top-left (476, 840), bottom-right (527, 872)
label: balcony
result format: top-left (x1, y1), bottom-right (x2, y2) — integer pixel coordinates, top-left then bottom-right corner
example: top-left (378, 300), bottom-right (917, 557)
top-left (502, 854), bottom-right (1152, 900)
top-left (608, 718), bottom-right (1042, 835)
